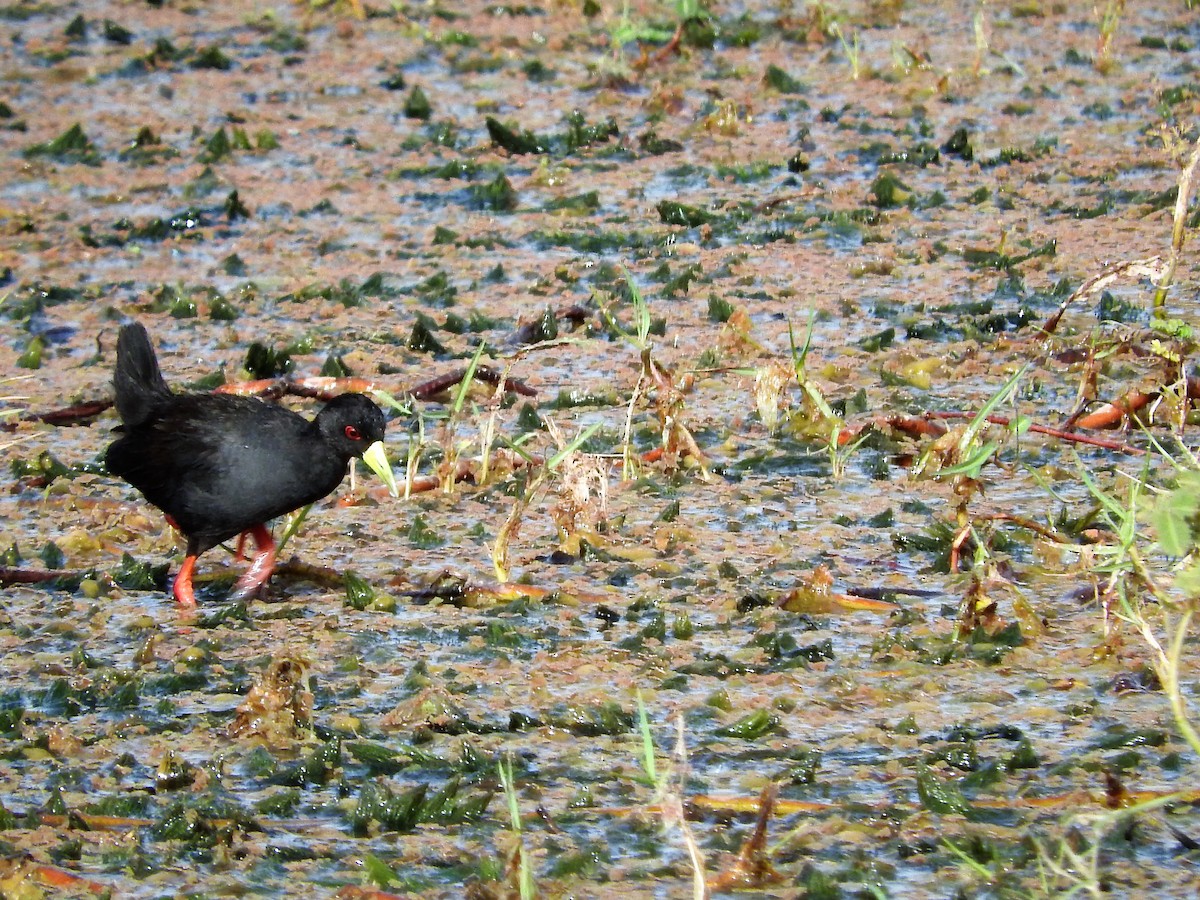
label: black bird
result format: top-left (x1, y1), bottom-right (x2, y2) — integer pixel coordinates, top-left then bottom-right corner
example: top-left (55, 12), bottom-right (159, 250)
top-left (105, 322), bottom-right (398, 606)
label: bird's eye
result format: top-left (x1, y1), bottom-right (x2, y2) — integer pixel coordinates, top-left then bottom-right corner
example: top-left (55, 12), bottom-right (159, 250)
top-left (344, 425), bottom-right (362, 441)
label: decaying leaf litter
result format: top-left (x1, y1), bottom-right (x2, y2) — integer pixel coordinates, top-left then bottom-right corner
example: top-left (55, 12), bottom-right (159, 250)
top-left (2, 0), bottom-right (1200, 896)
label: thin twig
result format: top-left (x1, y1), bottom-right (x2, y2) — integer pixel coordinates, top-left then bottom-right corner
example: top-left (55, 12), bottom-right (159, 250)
top-left (1038, 257), bottom-right (1164, 336)
top-left (1154, 133), bottom-right (1200, 312)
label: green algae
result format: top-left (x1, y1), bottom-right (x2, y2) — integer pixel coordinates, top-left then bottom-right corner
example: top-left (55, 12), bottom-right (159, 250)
top-left (1, 2), bottom-right (1198, 897)
top-left (23, 122), bottom-right (100, 165)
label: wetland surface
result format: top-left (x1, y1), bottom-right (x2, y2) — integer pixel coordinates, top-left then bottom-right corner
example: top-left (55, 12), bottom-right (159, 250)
top-left (2, 0), bottom-right (1200, 896)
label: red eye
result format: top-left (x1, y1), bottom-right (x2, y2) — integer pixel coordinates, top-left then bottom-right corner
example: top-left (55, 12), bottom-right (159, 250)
top-left (344, 425), bottom-right (362, 441)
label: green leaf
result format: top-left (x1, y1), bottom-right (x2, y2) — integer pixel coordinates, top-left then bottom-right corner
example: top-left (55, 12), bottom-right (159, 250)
top-left (111, 556), bottom-right (166, 592)
top-left (545, 422), bottom-right (604, 471)
top-left (1152, 471), bottom-right (1200, 556)
top-left (1149, 317), bottom-right (1194, 340)
top-left (485, 116), bottom-right (548, 154)
top-left (715, 709), bottom-right (779, 740)
top-left (404, 86), bottom-right (432, 120)
top-left (936, 440), bottom-right (1000, 479)
top-left (763, 63), bottom-right (805, 94)
top-left (655, 200), bottom-right (712, 227)
top-left (343, 571), bottom-right (377, 610)
top-left (915, 764), bottom-right (974, 816)
top-left (362, 853), bottom-right (400, 888)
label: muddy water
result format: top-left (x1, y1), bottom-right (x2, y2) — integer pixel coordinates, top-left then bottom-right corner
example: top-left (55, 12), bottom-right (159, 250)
top-left (2, 1), bottom-right (1199, 896)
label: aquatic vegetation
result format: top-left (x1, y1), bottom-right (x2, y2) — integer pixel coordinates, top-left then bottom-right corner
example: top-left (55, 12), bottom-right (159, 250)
top-left (1094, 0), bottom-right (1126, 73)
top-left (498, 754), bottom-right (535, 899)
top-left (1, 0), bottom-right (1199, 895)
top-left (829, 21), bottom-right (863, 80)
top-left (23, 122), bottom-right (100, 165)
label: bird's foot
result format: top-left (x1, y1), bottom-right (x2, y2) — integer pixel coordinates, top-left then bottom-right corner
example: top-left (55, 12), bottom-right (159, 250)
top-left (228, 524), bottom-right (276, 602)
top-left (228, 554), bottom-right (276, 601)
top-left (172, 555), bottom-right (199, 607)
top-left (232, 530), bottom-right (251, 562)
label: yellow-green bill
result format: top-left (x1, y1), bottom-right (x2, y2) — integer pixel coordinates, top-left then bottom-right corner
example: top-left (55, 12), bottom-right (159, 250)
top-left (361, 440), bottom-right (398, 497)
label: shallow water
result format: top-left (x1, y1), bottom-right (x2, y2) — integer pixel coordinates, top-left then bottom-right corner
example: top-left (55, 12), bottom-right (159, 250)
top-left (2, 0), bottom-right (1200, 896)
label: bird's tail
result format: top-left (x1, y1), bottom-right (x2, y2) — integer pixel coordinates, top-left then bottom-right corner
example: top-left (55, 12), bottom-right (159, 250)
top-left (113, 322), bottom-right (172, 426)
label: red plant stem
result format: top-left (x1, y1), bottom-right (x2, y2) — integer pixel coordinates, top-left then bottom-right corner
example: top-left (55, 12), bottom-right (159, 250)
top-left (920, 411), bottom-right (1144, 454)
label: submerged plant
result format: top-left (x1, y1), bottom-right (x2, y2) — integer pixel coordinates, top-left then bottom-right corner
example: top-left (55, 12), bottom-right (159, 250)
top-left (1080, 455), bottom-right (1200, 755)
top-left (633, 698), bottom-right (708, 898)
top-left (1152, 130), bottom-right (1200, 315)
top-left (438, 342), bottom-right (487, 494)
top-left (787, 315), bottom-right (867, 479)
top-left (753, 361), bottom-right (792, 434)
top-left (972, 1), bottom-right (989, 76)
top-left (906, 365), bottom-right (1034, 636)
top-left (498, 754), bottom-right (535, 900)
top-left (300, 0), bottom-right (365, 20)
top-left (491, 419), bottom-right (602, 582)
top-left (601, 269), bottom-right (708, 480)
top-left (829, 21), bottom-right (862, 80)
top-left (1033, 793), bottom-right (1182, 899)
top-left (1095, 0), bottom-right (1126, 73)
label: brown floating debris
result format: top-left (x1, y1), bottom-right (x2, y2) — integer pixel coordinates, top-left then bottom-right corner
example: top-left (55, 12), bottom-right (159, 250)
top-left (408, 364), bottom-right (536, 401)
top-left (707, 784), bottom-right (784, 892)
top-left (30, 367), bottom-right (537, 429)
top-left (1072, 389), bottom-right (1155, 430)
top-left (228, 656), bottom-right (315, 743)
top-left (1069, 375), bottom-right (1200, 431)
top-left (846, 411), bottom-right (1144, 455)
top-left (0, 856), bottom-right (111, 895)
top-left (214, 376), bottom-right (383, 400)
top-left (334, 889), bottom-right (410, 900)
top-left (0, 565), bottom-right (90, 586)
top-left (780, 565), bottom-right (899, 614)
top-left (30, 399), bottom-right (112, 426)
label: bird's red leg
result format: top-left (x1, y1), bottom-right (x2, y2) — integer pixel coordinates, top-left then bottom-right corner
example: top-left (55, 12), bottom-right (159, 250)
top-left (233, 531), bottom-right (250, 561)
top-left (172, 555), bottom-right (198, 607)
top-left (229, 523), bottom-right (276, 600)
